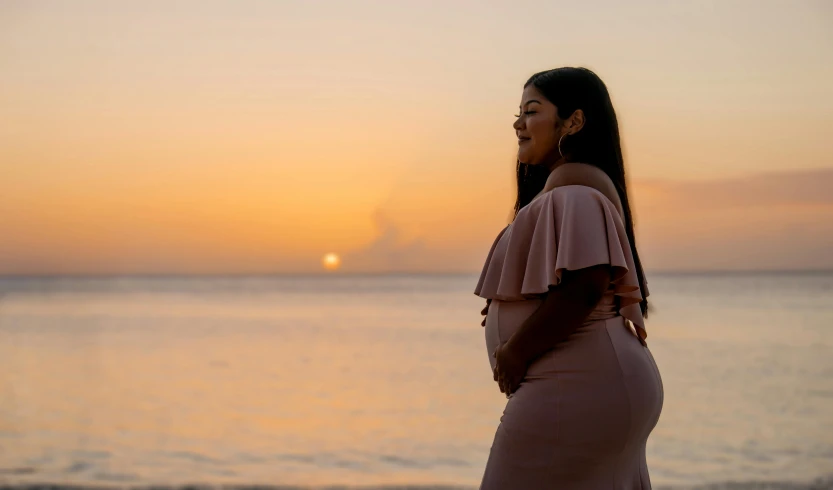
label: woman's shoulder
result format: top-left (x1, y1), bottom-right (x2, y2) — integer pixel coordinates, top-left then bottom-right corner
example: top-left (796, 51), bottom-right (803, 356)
top-left (545, 163), bottom-right (624, 218)
top-left (521, 184), bottom-right (623, 229)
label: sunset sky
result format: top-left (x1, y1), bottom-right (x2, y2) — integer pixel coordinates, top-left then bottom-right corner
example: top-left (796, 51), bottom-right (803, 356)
top-left (1, 0), bottom-right (831, 275)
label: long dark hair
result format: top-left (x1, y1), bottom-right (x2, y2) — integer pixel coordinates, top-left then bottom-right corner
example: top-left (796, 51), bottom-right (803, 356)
top-left (513, 67), bottom-right (648, 316)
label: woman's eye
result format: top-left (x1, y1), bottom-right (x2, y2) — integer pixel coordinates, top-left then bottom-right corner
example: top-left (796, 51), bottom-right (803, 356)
top-left (514, 111), bottom-right (536, 117)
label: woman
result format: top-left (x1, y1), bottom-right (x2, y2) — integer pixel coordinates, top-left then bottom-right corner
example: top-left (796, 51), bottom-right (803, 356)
top-left (474, 67), bottom-right (664, 489)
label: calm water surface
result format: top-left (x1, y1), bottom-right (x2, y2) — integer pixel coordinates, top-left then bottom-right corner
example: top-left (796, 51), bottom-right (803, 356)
top-left (1, 272), bottom-right (831, 488)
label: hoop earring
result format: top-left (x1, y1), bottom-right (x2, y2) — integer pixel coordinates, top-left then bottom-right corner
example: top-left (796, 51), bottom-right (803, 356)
top-left (558, 133), bottom-right (568, 159)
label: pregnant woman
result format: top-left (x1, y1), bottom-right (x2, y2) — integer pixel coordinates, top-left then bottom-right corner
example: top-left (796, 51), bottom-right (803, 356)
top-left (475, 67), bottom-right (664, 489)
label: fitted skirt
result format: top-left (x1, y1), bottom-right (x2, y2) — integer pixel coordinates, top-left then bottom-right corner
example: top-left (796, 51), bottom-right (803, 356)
top-left (481, 299), bottom-right (664, 489)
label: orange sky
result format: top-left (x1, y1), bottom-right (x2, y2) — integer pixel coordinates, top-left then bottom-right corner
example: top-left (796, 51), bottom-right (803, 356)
top-left (1, 1), bottom-right (831, 275)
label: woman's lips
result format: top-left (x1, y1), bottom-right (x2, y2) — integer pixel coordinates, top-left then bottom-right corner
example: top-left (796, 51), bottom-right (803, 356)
top-left (518, 138), bottom-right (530, 145)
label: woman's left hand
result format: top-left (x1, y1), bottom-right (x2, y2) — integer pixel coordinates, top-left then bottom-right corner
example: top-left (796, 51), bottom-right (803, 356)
top-left (493, 342), bottom-right (527, 397)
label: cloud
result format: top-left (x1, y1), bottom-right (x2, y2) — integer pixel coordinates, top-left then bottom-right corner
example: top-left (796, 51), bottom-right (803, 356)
top-left (634, 167), bottom-right (833, 210)
top-left (340, 208), bottom-right (430, 273)
top-left (340, 167), bottom-right (833, 273)
top-left (632, 167), bottom-right (833, 271)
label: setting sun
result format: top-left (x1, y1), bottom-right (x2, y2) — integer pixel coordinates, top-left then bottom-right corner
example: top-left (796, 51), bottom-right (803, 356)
top-left (321, 253), bottom-right (341, 271)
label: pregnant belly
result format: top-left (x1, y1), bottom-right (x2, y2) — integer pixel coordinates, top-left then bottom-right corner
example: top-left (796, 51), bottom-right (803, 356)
top-left (483, 298), bottom-right (642, 376)
top-left (483, 298), bottom-right (542, 373)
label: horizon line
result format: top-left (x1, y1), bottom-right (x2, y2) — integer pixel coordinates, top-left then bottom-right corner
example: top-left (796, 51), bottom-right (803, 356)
top-left (1, 267), bottom-right (832, 280)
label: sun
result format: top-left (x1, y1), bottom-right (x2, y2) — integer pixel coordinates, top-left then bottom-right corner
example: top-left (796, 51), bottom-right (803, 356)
top-left (321, 253), bottom-right (341, 271)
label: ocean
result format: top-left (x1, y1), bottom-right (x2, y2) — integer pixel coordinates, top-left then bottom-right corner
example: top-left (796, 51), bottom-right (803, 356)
top-left (0, 272), bottom-right (831, 489)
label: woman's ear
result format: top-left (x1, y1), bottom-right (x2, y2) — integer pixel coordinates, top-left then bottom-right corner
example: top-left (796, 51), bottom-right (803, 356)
top-left (567, 109), bottom-right (586, 135)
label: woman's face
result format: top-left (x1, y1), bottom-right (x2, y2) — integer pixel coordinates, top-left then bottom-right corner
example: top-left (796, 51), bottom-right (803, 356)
top-left (514, 84), bottom-right (561, 166)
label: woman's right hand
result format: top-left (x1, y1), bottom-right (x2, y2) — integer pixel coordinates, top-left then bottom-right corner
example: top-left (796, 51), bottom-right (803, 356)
top-left (480, 299), bottom-right (492, 327)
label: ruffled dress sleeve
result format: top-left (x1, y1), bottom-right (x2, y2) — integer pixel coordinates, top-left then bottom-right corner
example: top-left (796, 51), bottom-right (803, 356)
top-left (473, 185), bottom-right (648, 341)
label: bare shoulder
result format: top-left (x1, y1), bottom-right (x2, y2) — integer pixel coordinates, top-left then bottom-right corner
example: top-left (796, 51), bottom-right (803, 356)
top-left (550, 163), bottom-right (625, 217)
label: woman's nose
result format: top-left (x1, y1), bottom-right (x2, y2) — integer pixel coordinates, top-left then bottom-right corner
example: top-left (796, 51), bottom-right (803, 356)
top-left (513, 117), bottom-right (523, 130)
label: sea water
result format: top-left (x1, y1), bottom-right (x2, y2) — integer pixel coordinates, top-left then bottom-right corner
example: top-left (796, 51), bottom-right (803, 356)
top-left (1, 272), bottom-right (831, 488)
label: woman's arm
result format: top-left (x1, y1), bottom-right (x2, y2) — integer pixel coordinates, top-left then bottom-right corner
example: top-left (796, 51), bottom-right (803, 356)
top-left (494, 264), bottom-right (611, 395)
top-left (493, 165), bottom-right (626, 395)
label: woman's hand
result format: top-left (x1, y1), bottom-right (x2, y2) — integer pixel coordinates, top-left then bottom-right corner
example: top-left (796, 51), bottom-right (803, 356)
top-left (493, 341), bottom-right (527, 397)
top-left (480, 299), bottom-right (491, 327)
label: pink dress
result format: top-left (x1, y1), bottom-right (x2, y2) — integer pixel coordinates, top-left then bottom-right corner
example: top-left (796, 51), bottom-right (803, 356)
top-left (475, 185), bottom-right (664, 489)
